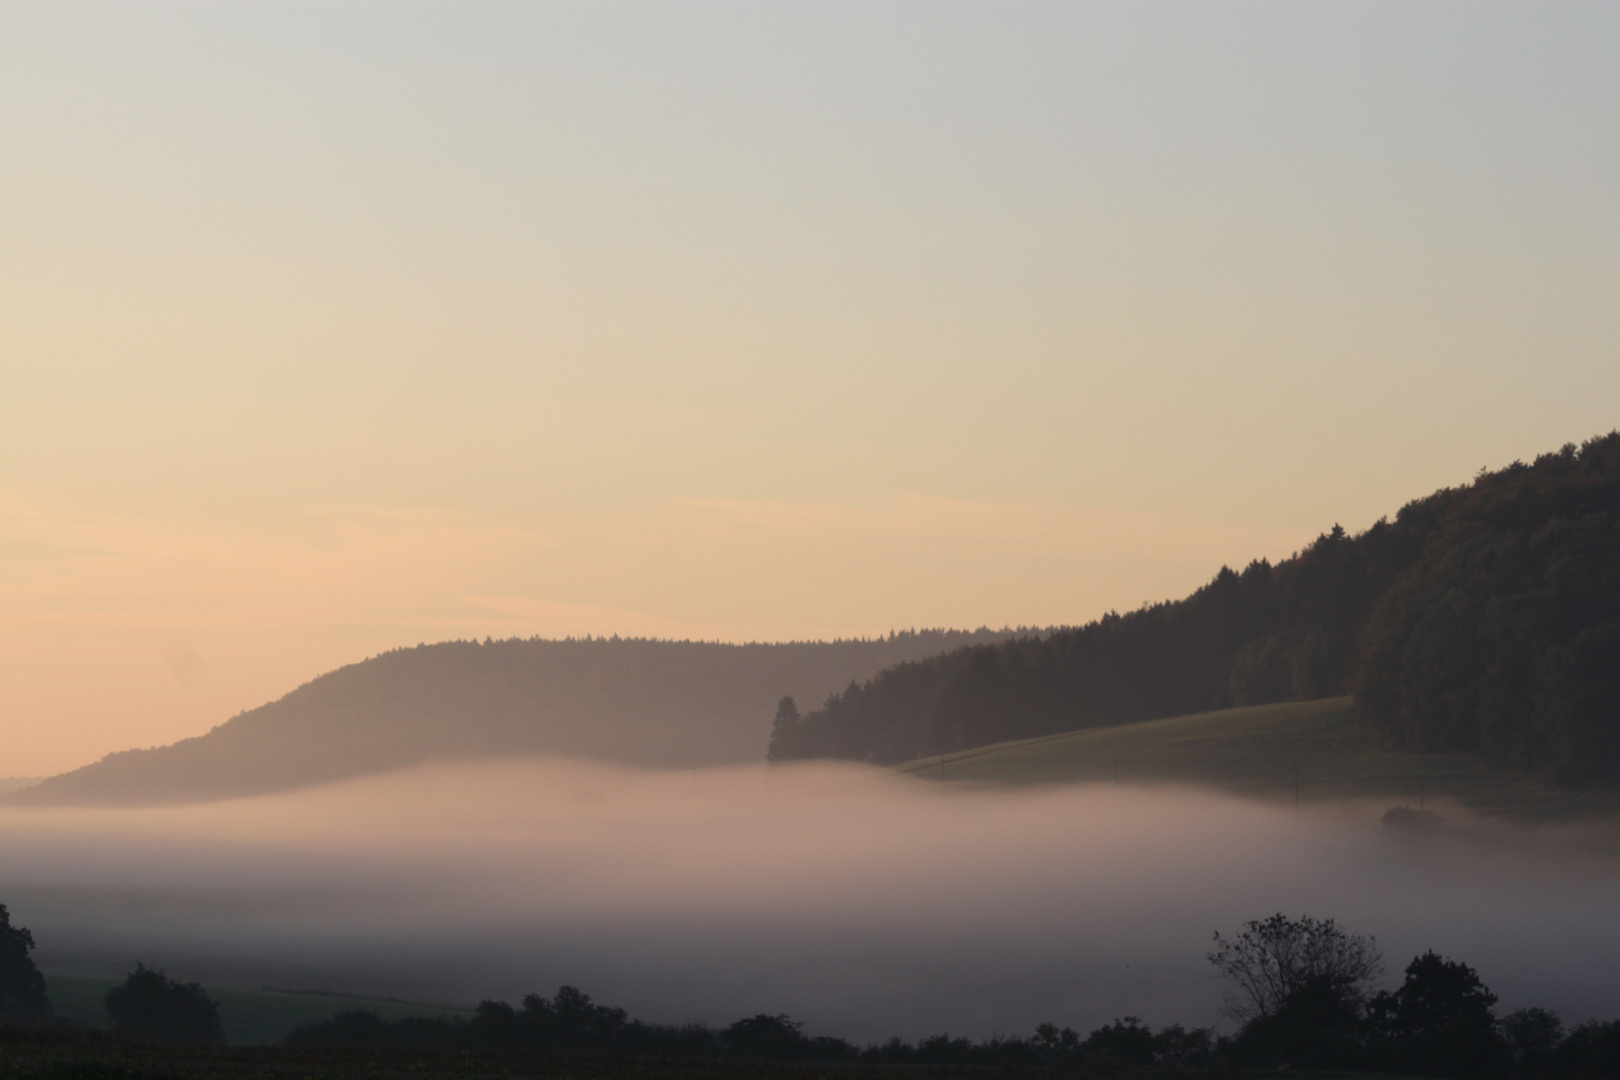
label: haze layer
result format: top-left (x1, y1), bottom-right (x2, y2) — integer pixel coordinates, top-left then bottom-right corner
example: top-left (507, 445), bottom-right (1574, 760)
top-left (3, 760), bottom-right (1618, 1042)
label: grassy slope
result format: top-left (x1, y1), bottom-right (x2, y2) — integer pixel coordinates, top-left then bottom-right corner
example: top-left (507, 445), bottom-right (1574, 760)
top-left (897, 697), bottom-right (1620, 823)
top-left (44, 975), bottom-right (471, 1047)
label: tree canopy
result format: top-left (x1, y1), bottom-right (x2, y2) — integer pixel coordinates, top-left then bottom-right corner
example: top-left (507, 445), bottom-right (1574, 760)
top-left (104, 964), bottom-right (223, 1045)
top-left (1208, 913), bottom-right (1382, 1022)
top-left (770, 433), bottom-right (1620, 784)
top-left (0, 903), bottom-right (50, 1020)
top-left (1354, 441), bottom-right (1620, 780)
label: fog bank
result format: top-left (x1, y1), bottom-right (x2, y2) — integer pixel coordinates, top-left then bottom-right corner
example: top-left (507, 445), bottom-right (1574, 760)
top-left (2, 760), bottom-right (1618, 1042)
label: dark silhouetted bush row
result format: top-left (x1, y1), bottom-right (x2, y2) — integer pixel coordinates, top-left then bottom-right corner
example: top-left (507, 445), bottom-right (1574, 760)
top-left (9, 902), bottom-right (1620, 1076)
top-left (771, 432), bottom-right (1620, 784)
top-left (283, 977), bottom-right (1620, 1078)
top-left (285, 988), bottom-right (1220, 1069)
top-left (1224, 948), bottom-right (1620, 1078)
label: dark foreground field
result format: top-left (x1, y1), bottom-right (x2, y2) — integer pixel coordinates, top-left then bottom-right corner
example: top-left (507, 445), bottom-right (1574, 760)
top-left (0, 1033), bottom-right (1431, 1080)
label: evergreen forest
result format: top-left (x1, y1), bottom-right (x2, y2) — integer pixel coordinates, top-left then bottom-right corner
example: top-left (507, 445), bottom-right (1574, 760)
top-left (770, 433), bottom-right (1620, 784)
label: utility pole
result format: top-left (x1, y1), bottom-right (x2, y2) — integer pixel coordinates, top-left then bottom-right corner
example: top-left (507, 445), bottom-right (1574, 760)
top-left (1293, 763), bottom-right (1300, 811)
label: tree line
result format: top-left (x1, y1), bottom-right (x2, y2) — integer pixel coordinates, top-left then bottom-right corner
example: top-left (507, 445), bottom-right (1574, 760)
top-left (277, 924), bottom-right (1620, 1077)
top-left (6, 903), bottom-right (1620, 1076)
top-left (770, 432), bottom-right (1620, 784)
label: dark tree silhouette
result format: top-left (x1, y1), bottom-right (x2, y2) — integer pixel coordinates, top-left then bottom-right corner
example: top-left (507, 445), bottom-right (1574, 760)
top-left (1077, 1017), bottom-right (1156, 1066)
top-left (722, 1013), bottom-right (806, 1058)
top-left (104, 963), bottom-right (223, 1045)
top-left (1557, 1019), bottom-right (1620, 1075)
top-left (1368, 951), bottom-right (1510, 1079)
top-left (766, 696), bottom-right (803, 760)
top-left (279, 970), bottom-right (1611, 1075)
top-left (535, 984), bottom-right (628, 1044)
top-left (0, 903), bottom-right (50, 1020)
top-left (1229, 973), bottom-right (1366, 1070)
top-left (1502, 1006), bottom-right (1563, 1074)
top-left (1208, 913), bottom-right (1382, 1022)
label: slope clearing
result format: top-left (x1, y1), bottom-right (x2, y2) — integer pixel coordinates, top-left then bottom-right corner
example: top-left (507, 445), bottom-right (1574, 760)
top-left (897, 697), bottom-right (1620, 823)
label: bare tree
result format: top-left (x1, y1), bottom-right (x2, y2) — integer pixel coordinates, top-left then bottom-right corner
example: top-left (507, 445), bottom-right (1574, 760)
top-left (1208, 913), bottom-right (1382, 1021)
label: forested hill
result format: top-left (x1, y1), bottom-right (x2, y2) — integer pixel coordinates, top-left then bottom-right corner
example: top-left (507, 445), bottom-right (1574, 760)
top-left (771, 433), bottom-right (1620, 784)
top-left (8, 630), bottom-right (1031, 806)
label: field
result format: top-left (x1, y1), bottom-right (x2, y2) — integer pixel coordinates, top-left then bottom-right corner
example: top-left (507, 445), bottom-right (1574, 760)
top-left (0, 1034), bottom-right (1434, 1080)
top-left (43, 976), bottom-right (469, 1047)
top-left (896, 697), bottom-right (1620, 823)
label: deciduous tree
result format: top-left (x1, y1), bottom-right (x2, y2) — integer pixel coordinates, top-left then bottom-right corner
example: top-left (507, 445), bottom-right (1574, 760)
top-left (104, 963), bottom-right (223, 1045)
top-left (1208, 913), bottom-right (1382, 1021)
top-left (0, 903), bottom-right (50, 1020)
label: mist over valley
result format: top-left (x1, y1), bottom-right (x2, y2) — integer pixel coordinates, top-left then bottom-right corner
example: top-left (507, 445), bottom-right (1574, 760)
top-left (5, 5), bottom-right (1618, 1073)
top-left (8, 630), bottom-right (1029, 806)
top-left (5, 435), bottom-right (1618, 1057)
top-left (5, 759), bottom-right (1620, 1047)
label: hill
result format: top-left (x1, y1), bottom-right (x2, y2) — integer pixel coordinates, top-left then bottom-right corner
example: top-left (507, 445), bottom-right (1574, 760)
top-left (776, 432), bottom-right (1620, 785)
top-left (9, 631), bottom-right (1031, 806)
top-left (896, 697), bottom-right (1620, 823)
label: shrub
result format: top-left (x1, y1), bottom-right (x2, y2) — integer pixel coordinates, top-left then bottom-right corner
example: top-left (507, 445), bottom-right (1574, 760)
top-left (104, 964), bottom-right (222, 1045)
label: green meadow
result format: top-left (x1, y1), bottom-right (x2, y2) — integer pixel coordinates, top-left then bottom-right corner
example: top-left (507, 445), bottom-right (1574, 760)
top-left (897, 697), bottom-right (1620, 824)
top-left (43, 975), bottom-right (470, 1047)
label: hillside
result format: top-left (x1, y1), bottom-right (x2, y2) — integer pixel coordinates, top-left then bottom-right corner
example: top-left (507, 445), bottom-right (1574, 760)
top-left (896, 697), bottom-right (1620, 823)
top-left (775, 433), bottom-right (1620, 785)
top-left (8, 631), bottom-right (1030, 806)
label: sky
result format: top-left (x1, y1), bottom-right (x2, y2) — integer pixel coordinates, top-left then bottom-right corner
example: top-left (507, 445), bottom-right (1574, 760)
top-left (3, 1), bottom-right (1617, 776)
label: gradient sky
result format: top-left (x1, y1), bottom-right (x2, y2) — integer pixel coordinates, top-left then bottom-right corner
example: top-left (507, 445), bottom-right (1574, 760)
top-left (3, 1), bottom-right (1616, 775)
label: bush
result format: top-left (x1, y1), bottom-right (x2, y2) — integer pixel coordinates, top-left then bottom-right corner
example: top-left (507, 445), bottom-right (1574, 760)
top-left (103, 964), bottom-right (222, 1045)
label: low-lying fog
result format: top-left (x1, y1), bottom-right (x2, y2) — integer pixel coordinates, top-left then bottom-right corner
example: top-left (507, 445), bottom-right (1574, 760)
top-left (3, 760), bottom-right (1619, 1042)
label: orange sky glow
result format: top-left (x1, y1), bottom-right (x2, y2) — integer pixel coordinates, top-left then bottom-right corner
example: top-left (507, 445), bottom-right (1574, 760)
top-left (3, 2), bottom-right (1615, 774)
